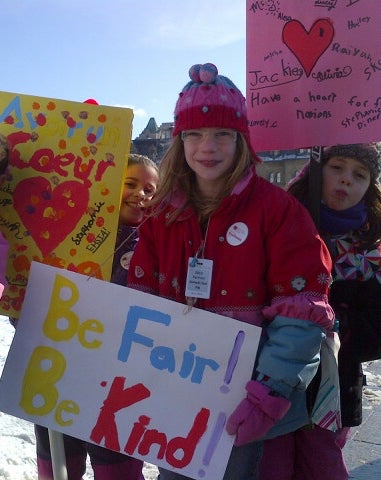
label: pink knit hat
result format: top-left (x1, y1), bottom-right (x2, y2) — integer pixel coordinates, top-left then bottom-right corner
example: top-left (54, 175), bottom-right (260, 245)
top-left (173, 63), bottom-right (254, 151)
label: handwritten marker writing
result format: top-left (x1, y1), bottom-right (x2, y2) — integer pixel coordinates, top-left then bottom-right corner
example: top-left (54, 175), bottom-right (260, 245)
top-left (198, 411), bottom-right (226, 477)
top-left (220, 330), bottom-right (245, 393)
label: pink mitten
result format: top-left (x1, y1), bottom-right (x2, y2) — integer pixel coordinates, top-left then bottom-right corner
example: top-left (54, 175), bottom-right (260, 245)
top-left (226, 380), bottom-right (291, 446)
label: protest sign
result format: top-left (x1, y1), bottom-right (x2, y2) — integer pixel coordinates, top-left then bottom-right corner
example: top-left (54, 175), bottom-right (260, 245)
top-left (0, 92), bottom-right (133, 317)
top-left (246, 0), bottom-right (381, 150)
top-left (0, 262), bottom-right (261, 480)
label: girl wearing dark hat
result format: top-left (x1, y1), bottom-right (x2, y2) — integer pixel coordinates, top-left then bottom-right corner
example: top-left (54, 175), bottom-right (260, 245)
top-left (128, 64), bottom-right (336, 479)
top-left (259, 143), bottom-right (381, 479)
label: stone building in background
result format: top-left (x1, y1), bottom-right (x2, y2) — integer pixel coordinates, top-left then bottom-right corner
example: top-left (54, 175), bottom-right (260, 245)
top-left (131, 117), bottom-right (173, 164)
top-left (131, 118), bottom-right (310, 189)
top-left (256, 148), bottom-right (310, 188)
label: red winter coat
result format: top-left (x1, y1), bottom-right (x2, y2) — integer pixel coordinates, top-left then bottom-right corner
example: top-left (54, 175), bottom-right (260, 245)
top-left (128, 168), bottom-right (335, 436)
top-left (128, 168), bottom-right (333, 330)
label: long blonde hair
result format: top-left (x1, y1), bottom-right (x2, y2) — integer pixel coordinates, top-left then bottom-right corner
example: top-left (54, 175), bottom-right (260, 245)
top-left (149, 133), bottom-right (255, 225)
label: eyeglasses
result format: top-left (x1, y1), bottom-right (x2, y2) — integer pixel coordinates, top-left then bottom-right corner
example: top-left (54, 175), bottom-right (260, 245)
top-left (181, 129), bottom-right (238, 145)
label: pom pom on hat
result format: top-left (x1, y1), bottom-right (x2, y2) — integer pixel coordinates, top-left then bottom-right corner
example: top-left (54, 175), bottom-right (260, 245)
top-left (173, 63), bottom-right (250, 142)
top-left (188, 63), bottom-right (218, 83)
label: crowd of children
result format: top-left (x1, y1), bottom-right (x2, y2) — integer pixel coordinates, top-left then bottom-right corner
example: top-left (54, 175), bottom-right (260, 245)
top-left (1, 63), bottom-right (380, 480)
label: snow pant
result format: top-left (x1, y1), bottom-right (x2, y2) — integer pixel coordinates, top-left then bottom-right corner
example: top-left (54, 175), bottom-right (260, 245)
top-left (35, 424), bottom-right (144, 480)
top-left (258, 426), bottom-right (351, 480)
top-left (158, 441), bottom-right (262, 480)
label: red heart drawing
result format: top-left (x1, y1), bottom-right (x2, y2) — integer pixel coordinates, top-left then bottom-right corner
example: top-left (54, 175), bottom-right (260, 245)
top-left (282, 19), bottom-right (335, 77)
top-left (13, 177), bottom-right (89, 257)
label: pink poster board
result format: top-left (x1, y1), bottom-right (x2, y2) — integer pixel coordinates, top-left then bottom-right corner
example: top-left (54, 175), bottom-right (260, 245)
top-left (246, 0), bottom-right (381, 151)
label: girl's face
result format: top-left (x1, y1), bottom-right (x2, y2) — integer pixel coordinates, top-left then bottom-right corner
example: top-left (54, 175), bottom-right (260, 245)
top-left (182, 127), bottom-right (237, 197)
top-left (322, 156), bottom-right (371, 211)
top-left (119, 164), bottom-right (158, 225)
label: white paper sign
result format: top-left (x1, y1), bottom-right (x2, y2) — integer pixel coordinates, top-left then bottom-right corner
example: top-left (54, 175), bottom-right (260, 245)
top-left (0, 262), bottom-right (261, 480)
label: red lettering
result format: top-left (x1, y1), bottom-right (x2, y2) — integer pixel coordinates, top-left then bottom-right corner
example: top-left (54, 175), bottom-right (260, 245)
top-left (95, 158), bottom-right (115, 182)
top-left (7, 131), bottom-right (35, 167)
top-left (166, 408), bottom-right (209, 468)
top-left (90, 377), bottom-right (151, 451)
top-left (29, 149), bottom-right (67, 176)
top-left (7, 130), bottom-right (108, 188)
top-left (139, 429), bottom-right (168, 459)
top-left (71, 155), bottom-right (96, 186)
top-left (124, 407), bottom-right (210, 469)
top-left (124, 415), bottom-right (152, 456)
top-left (125, 415), bottom-right (167, 459)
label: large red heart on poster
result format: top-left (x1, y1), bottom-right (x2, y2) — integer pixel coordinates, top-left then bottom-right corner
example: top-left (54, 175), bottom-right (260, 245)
top-left (13, 177), bottom-right (89, 257)
top-left (282, 19), bottom-right (335, 77)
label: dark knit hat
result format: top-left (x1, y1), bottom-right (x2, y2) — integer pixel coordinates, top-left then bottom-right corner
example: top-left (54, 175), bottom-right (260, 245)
top-left (173, 63), bottom-right (249, 141)
top-left (323, 143), bottom-right (381, 182)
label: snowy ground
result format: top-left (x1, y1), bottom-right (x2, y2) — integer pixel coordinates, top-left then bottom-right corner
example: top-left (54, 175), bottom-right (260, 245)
top-left (362, 368), bottom-right (381, 405)
top-left (0, 315), bottom-right (158, 480)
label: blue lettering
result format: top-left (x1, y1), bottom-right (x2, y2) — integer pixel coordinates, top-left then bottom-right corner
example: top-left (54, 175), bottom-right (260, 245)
top-left (67, 121), bottom-right (84, 138)
top-left (0, 96), bottom-right (24, 128)
top-left (118, 306), bottom-right (171, 362)
top-left (150, 346), bottom-right (176, 372)
top-left (87, 125), bottom-right (104, 142)
top-left (118, 306), bottom-right (220, 384)
top-left (179, 344), bottom-right (196, 379)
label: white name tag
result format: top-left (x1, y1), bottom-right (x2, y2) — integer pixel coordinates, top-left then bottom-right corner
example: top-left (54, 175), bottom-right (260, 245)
top-left (185, 258), bottom-right (213, 299)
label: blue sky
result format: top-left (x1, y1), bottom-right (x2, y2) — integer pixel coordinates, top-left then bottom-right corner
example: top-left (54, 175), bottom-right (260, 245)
top-left (2, 0), bottom-right (246, 139)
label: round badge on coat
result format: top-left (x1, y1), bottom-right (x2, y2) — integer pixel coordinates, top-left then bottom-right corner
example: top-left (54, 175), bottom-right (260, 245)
top-left (226, 222), bottom-right (249, 246)
top-left (120, 251), bottom-right (134, 271)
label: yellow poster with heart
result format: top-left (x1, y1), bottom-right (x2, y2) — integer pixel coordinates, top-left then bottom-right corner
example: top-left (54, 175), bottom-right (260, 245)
top-left (0, 91), bottom-right (133, 318)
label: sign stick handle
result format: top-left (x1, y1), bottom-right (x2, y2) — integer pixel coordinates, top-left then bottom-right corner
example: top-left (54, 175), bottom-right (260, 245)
top-left (48, 429), bottom-right (68, 480)
top-left (308, 146), bottom-right (324, 228)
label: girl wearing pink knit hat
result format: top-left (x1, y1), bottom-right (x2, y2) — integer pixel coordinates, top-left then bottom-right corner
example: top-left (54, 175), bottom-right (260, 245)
top-left (128, 64), bottom-right (336, 480)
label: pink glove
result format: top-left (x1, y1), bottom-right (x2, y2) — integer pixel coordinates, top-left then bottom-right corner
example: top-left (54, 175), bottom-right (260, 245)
top-left (226, 380), bottom-right (291, 446)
